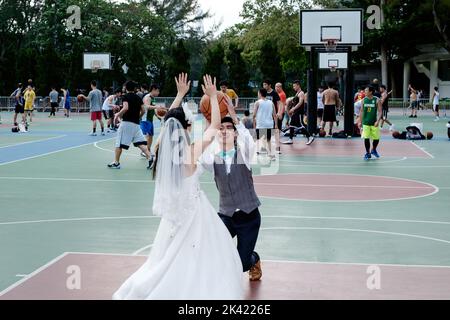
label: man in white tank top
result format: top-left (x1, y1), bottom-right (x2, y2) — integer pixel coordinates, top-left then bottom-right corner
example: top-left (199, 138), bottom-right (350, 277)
top-left (253, 88), bottom-right (277, 160)
top-left (432, 86), bottom-right (440, 121)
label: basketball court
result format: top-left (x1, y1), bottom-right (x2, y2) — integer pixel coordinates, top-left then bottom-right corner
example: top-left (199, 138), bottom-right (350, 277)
top-left (0, 109), bottom-right (449, 300)
top-left (1, 7), bottom-right (449, 301)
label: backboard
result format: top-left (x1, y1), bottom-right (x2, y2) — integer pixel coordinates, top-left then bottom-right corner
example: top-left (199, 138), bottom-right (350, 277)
top-left (319, 52), bottom-right (348, 70)
top-left (83, 53), bottom-right (111, 71)
top-left (300, 9), bottom-right (363, 49)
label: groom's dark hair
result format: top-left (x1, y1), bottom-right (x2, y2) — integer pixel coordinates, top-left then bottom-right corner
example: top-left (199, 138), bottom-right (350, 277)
top-left (221, 116), bottom-right (236, 131)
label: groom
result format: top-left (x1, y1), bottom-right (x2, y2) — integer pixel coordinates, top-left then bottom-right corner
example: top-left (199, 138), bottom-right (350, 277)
top-left (200, 109), bottom-right (262, 281)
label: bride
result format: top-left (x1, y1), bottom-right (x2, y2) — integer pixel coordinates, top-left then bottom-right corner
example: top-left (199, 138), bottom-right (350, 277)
top-left (113, 74), bottom-right (243, 300)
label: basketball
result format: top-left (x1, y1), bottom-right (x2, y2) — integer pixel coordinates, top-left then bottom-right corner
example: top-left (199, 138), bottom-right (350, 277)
top-left (392, 131), bottom-right (400, 139)
top-left (426, 132), bottom-right (433, 140)
top-left (319, 129), bottom-right (326, 137)
top-left (199, 91), bottom-right (229, 121)
top-left (156, 107), bottom-right (167, 119)
top-left (77, 95), bottom-right (84, 102)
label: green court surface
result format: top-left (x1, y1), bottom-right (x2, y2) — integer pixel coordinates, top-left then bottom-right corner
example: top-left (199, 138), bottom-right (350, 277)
top-left (0, 110), bottom-right (449, 295)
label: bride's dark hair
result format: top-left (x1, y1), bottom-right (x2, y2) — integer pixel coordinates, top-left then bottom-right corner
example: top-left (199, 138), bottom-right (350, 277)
top-left (152, 107), bottom-right (191, 178)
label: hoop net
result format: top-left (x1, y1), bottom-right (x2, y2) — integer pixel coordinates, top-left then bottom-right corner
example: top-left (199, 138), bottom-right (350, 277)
top-left (324, 39), bottom-right (338, 52)
top-left (91, 60), bottom-right (102, 73)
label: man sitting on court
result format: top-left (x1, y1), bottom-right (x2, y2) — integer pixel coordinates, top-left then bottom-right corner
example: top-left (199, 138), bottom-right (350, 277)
top-left (107, 81), bottom-right (152, 169)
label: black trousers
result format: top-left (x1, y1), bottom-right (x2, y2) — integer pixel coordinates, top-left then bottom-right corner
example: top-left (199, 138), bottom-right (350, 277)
top-left (218, 208), bottom-right (261, 272)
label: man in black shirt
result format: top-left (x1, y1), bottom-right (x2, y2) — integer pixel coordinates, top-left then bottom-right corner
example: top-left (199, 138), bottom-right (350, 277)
top-left (262, 80), bottom-right (282, 153)
top-left (108, 81), bottom-right (152, 169)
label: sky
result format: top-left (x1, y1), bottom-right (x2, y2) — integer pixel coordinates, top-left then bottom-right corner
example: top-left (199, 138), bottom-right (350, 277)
top-left (197, 0), bottom-right (245, 34)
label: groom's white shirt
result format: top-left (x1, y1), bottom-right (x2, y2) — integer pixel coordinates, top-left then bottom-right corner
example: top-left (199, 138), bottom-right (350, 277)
top-left (199, 123), bottom-right (256, 174)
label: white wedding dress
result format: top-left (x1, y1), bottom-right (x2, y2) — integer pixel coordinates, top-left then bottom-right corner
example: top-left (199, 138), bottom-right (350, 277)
top-left (113, 165), bottom-right (244, 300)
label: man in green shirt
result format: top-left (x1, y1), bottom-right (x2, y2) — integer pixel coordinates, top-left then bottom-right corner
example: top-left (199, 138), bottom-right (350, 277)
top-left (140, 84), bottom-right (160, 161)
top-left (358, 85), bottom-right (383, 161)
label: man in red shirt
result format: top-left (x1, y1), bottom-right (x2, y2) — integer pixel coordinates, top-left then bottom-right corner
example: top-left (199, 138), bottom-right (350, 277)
top-left (275, 83), bottom-right (286, 153)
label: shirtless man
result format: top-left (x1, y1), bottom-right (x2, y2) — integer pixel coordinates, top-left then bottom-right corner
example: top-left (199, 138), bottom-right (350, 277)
top-left (321, 82), bottom-right (340, 136)
top-left (408, 84), bottom-right (418, 118)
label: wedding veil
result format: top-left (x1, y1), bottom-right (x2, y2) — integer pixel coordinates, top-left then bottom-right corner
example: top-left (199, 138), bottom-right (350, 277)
top-left (152, 117), bottom-right (191, 226)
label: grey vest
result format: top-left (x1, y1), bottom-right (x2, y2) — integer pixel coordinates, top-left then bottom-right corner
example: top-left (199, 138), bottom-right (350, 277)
top-left (213, 149), bottom-right (261, 216)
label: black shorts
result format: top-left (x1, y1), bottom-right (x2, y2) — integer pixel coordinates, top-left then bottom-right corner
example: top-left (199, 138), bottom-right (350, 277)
top-left (103, 110), bottom-right (114, 120)
top-left (411, 101), bottom-right (418, 109)
top-left (15, 104), bottom-right (24, 114)
top-left (256, 129), bottom-right (272, 141)
top-left (289, 109), bottom-right (302, 128)
top-left (277, 118), bottom-right (283, 130)
top-left (50, 102), bottom-right (58, 109)
top-left (323, 105), bottom-right (336, 122)
top-left (382, 108), bottom-right (389, 118)
top-left (317, 109), bottom-right (324, 119)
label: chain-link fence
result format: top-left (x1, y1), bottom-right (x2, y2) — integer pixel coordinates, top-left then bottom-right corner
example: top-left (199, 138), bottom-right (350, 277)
top-left (1, 96), bottom-right (447, 117)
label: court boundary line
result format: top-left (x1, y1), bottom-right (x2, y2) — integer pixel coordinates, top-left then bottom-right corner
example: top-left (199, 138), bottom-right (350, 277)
top-left (409, 141), bottom-right (434, 159)
top-left (0, 252), bottom-right (69, 297)
top-left (255, 173), bottom-right (439, 202)
top-left (0, 135), bottom-right (67, 149)
top-left (0, 137), bottom-right (115, 167)
top-left (2, 250), bottom-right (450, 297)
top-left (3, 214), bottom-right (450, 227)
top-left (280, 157), bottom-right (408, 165)
top-left (260, 227), bottom-right (450, 245)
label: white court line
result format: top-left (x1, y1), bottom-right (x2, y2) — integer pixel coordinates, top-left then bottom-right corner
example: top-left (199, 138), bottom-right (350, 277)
top-left (410, 141), bottom-right (434, 159)
top-left (132, 244), bottom-right (154, 256)
top-left (0, 137), bottom-right (115, 167)
top-left (0, 135), bottom-right (66, 149)
top-left (94, 141), bottom-right (140, 158)
top-left (254, 182), bottom-right (433, 189)
top-left (2, 250), bottom-right (449, 295)
top-left (255, 172), bottom-right (440, 202)
top-left (0, 176), bottom-right (437, 190)
top-left (0, 176), bottom-right (152, 184)
top-left (0, 215), bottom-right (449, 226)
top-left (260, 227), bottom-right (450, 245)
top-left (15, 274), bottom-right (28, 278)
top-left (2, 214), bottom-right (450, 226)
top-left (272, 164), bottom-right (450, 168)
top-left (263, 216), bottom-right (450, 225)
top-left (280, 157), bottom-right (408, 165)
top-left (263, 259), bottom-right (450, 269)
top-left (0, 252), bottom-right (69, 297)
top-left (0, 215), bottom-right (158, 226)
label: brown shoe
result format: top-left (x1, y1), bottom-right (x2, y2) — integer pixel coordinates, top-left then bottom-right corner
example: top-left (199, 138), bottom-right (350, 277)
top-left (249, 260), bottom-right (262, 281)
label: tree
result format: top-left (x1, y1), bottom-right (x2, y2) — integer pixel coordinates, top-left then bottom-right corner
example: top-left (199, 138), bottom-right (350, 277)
top-left (162, 39), bottom-right (191, 96)
top-left (225, 41), bottom-right (250, 96)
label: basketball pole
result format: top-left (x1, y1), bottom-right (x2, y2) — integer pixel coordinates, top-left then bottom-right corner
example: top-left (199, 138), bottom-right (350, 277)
top-left (344, 47), bottom-right (354, 136)
top-left (307, 47), bottom-right (318, 135)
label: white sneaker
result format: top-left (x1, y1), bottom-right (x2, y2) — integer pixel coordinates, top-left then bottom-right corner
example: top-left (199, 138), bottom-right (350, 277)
top-left (434, 117), bottom-right (440, 122)
top-left (89, 132), bottom-right (97, 136)
top-left (282, 139), bottom-right (293, 144)
top-left (101, 132), bottom-right (105, 136)
top-left (306, 136), bottom-right (315, 145)
top-left (389, 124), bottom-right (395, 131)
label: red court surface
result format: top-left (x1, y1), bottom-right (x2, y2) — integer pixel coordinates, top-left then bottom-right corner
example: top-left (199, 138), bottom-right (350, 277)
top-left (280, 139), bottom-right (432, 158)
top-left (1, 253), bottom-right (449, 300)
top-left (253, 174), bottom-right (438, 201)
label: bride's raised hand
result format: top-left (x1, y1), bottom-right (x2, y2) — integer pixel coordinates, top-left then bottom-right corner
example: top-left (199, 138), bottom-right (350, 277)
top-left (175, 72), bottom-right (191, 97)
top-left (201, 74), bottom-right (217, 98)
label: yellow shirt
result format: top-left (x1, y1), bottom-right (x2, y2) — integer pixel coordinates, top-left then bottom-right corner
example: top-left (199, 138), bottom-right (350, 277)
top-left (226, 89), bottom-right (238, 100)
top-left (24, 89), bottom-right (36, 110)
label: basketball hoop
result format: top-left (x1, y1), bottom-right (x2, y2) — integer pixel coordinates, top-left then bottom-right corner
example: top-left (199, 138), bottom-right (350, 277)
top-left (329, 66), bottom-right (337, 72)
top-left (91, 60), bottom-right (102, 73)
top-left (324, 39), bottom-right (338, 52)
